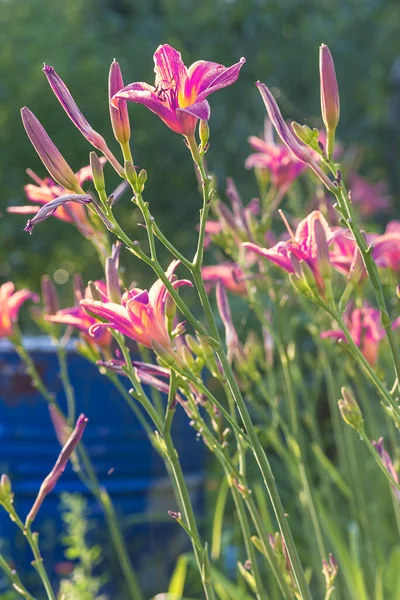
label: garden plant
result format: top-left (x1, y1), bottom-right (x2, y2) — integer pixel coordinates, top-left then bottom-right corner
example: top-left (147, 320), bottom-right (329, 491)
top-left (0, 40), bottom-right (400, 599)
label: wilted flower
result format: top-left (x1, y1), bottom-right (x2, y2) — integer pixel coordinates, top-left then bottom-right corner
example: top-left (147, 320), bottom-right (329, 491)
top-left (255, 83), bottom-right (335, 191)
top-left (8, 166), bottom-right (96, 237)
top-left (245, 118), bottom-right (305, 190)
top-left (321, 303), bottom-right (400, 366)
top-left (243, 210), bottom-right (336, 293)
top-left (350, 174), bottom-right (392, 218)
top-left (216, 281), bottom-right (239, 362)
top-left (81, 260), bottom-right (191, 353)
top-left (43, 65), bottom-right (124, 176)
top-left (372, 437), bottom-right (400, 501)
top-left (0, 282), bottom-right (39, 339)
top-left (111, 44), bottom-right (245, 137)
top-left (202, 263), bottom-right (247, 296)
top-left (25, 413), bottom-right (88, 526)
top-left (46, 278), bottom-right (112, 350)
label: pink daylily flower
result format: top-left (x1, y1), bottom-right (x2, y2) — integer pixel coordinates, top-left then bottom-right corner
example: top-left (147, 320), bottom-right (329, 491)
top-left (328, 228), bottom-right (367, 283)
top-left (372, 221), bottom-right (400, 272)
top-left (245, 119), bottom-right (305, 190)
top-left (46, 280), bottom-right (112, 350)
top-left (111, 44), bottom-right (245, 136)
top-left (8, 166), bottom-right (96, 237)
top-left (80, 260), bottom-right (191, 351)
top-left (321, 303), bottom-right (400, 366)
top-left (0, 282), bottom-right (39, 339)
top-left (243, 210), bottom-right (336, 292)
top-left (350, 174), bottom-right (392, 218)
top-left (202, 263), bottom-right (248, 296)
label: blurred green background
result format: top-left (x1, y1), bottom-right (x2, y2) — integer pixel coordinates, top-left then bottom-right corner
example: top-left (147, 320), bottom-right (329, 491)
top-left (1, 0), bottom-right (400, 294)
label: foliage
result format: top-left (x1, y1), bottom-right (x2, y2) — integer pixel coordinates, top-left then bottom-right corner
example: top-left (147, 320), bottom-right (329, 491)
top-left (1, 0), bottom-right (399, 293)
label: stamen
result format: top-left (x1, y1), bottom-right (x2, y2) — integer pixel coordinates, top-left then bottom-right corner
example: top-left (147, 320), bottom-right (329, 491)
top-left (278, 209), bottom-right (296, 240)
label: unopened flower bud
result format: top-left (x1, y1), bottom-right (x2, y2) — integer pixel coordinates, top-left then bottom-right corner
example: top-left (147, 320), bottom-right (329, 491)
top-left (319, 44), bottom-right (340, 133)
top-left (322, 553), bottom-right (338, 593)
top-left (137, 169), bottom-right (147, 192)
top-left (291, 122), bottom-right (320, 150)
top-left (0, 474), bottom-right (12, 503)
top-left (90, 152), bottom-right (106, 195)
top-left (300, 260), bottom-right (319, 293)
top-left (41, 275), bottom-right (60, 316)
top-left (124, 160), bottom-right (138, 189)
top-left (396, 284), bottom-right (400, 300)
top-left (180, 345), bottom-right (196, 370)
top-left (185, 334), bottom-right (202, 356)
top-left (109, 60), bottom-right (131, 146)
top-left (338, 387), bottom-right (363, 432)
top-left (21, 108), bottom-right (83, 194)
top-left (199, 120), bottom-right (210, 149)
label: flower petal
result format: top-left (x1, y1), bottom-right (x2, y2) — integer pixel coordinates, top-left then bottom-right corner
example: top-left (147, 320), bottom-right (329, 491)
top-left (177, 99), bottom-right (210, 121)
top-left (112, 82), bottom-right (181, 133)
top-left (153, 44), bottom-right (188, 96)
top-left (192, 57), bottom-right (246, 102)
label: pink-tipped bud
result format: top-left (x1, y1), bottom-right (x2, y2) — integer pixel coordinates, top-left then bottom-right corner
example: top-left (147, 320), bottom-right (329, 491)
top-left (21, 108), bottom-right (83, 193)
top-left (25, 413), bottom-right (88, 526)
top-left (41, 275), bottom-right (60, 316)
top-left (109, 60), bottom-right (131, 146)
top-left (90, 152), bottom-right (106, 195)
top-left (43, 65), bottom-right (124, 177)
top-left (319, 44), bottom-right (340, 133)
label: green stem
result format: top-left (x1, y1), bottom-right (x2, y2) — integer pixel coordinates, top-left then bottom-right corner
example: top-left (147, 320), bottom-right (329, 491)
top-left (0, 552), bottom-right (36, 599)
top-left (327, 162), bottom-right (400, 389)
top-left (5, 506), bottom-right (55, 600)
top-left (187, 143), bottom-right (312, 600)
top-left (12, 330), bottom-right (55, 405)
top-left (15, 336), bottom-right (144, 600)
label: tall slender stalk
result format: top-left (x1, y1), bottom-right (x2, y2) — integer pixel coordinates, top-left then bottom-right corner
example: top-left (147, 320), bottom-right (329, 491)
top-left (185, 134), bottom-right (312, 600)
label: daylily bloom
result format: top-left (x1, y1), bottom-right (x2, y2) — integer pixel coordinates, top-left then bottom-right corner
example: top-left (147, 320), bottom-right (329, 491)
top-left (46, 279), bottom-right (112, 350)
top-left (329, 229), bottom-right (367, 284)
top-left (371, 221), bottom-right (400, 272)
top-left (0, 282), bottom-right (39, 339)
top-left (321, 303), bottom-right (400, 366)
top-left (202, 263), bottom-right (248, 296)
top-left (245, 119), bottom-right (305, 190)
top-left (111, 44), bottom-right (245, 136)
top-left (8, 166), bottom-right (96, 237)
top-left (243, 210), bottom-right (336, 292)
top-left (350, 174), bottom-right (392, 218)
top-left (80, 260), bottom-right (191, 352)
